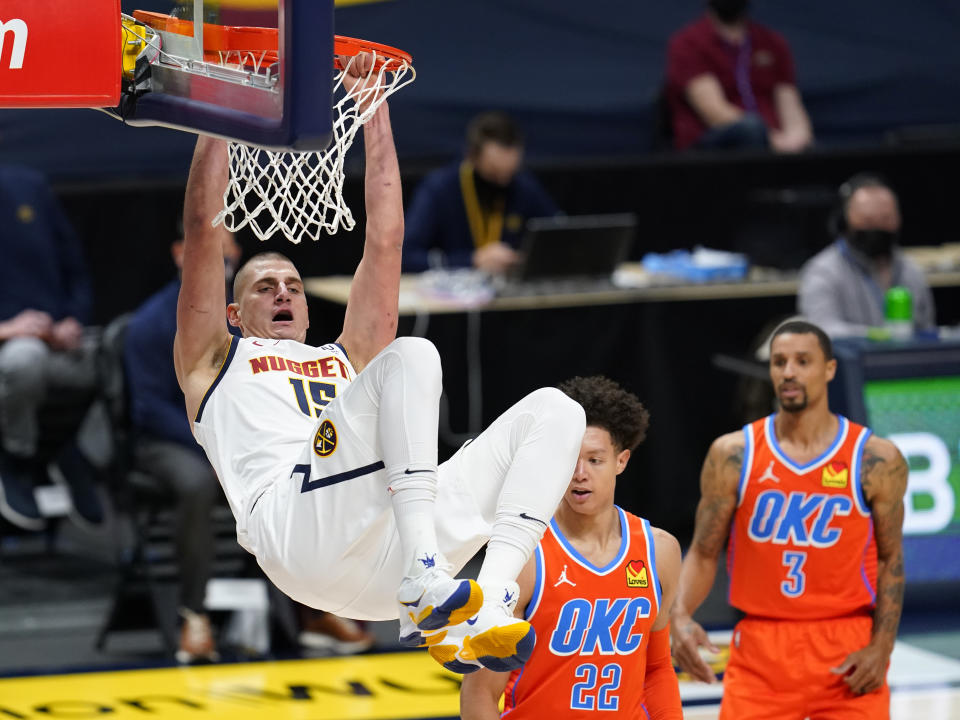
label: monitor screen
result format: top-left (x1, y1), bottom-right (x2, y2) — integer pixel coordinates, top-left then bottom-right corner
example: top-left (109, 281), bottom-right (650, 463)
top-left (862, 375), bottom-right (960, 583)
top-left (514, 214), bottom-right (636, 282)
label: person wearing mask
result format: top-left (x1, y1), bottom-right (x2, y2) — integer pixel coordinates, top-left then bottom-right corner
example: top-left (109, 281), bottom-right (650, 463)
top-left (402, 112), bottom-right (559, 275)
top-left (666, 0), bottom-right (813, 152)
top-left (798, 174), bottom-right (935, 338)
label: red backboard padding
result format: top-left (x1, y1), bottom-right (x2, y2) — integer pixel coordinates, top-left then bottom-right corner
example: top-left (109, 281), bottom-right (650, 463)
top-left (0, 0), bottom-right (121, 108)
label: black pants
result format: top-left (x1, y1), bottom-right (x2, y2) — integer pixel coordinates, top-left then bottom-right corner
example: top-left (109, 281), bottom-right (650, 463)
top-left (134, 440), bottom-right (222, 613)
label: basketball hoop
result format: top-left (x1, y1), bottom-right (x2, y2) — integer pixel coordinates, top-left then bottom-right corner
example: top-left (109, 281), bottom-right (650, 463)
top-left (218, 38), bottom-right (415, 242)
top-left (129, 10), bottom-right (415, 243)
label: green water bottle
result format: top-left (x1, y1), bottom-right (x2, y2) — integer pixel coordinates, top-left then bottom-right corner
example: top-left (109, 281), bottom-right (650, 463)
top-left (884, 285), bottom-right (913, 340)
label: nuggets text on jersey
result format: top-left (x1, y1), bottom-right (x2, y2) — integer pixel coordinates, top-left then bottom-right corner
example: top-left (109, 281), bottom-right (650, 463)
top-left (249, 353), bottom-right (350, 380)
top-left (192, 337), bottom-right (356, 533)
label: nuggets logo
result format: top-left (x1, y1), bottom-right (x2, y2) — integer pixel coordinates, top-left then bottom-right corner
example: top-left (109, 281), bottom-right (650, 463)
top-left (626, 559), bottom-right (648, 588)
top-left (822, 460), bottom-right (849, 488)
top-left (313, 419), bottom-right (337, 457)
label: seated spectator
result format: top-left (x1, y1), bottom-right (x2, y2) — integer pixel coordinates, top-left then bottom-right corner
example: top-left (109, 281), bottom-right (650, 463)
top-left (0, 165), bottom-right (102, 531)
top-left (123, 229), bottom-right (241, 664)
top-left (402, 111), bottom-right (559, 275)
top-left (798, 174), bottom-right (936, 338)
top-left (666, 0), bottom-right (813, 152)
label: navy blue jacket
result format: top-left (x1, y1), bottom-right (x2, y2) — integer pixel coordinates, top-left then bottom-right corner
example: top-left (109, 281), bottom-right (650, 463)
top-left (0, 166), bottom-right (91, 323)
top-left (402, 161), bottom-right (559, 272)
top-left (124, 279), bottom-right (199, 450)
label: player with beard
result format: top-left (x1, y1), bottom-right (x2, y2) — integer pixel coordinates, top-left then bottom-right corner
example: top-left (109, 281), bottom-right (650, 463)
top-left (174, 54), bottom-right (586, 674)
top-left (670, 319), bottom-right (906, 719)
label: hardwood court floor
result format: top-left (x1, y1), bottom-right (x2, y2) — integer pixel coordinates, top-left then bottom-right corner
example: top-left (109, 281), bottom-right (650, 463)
top-left (683, 688), bottom-right (960, 720)
top-left (680, 631), bottom-right (960, 720)
top-left (1, 635), bottom-right (959, 720)
top-left (1, 551), bottom-right (957, 719)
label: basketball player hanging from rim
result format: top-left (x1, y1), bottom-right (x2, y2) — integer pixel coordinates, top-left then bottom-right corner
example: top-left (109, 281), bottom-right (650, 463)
top-left (174, 51), bottom-right (586, 672)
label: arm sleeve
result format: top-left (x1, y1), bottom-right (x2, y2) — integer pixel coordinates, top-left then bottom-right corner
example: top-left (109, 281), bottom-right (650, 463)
top-left (402, 178), bottom-right (443, 272)
top-left (643, 625), bottom-right (683, 720)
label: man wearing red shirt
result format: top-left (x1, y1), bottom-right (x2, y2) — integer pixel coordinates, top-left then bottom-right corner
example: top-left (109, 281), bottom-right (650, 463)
top-left (666, 0), bottom-right (813, 152)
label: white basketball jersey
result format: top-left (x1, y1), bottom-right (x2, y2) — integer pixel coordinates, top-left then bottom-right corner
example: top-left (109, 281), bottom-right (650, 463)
top-left (192, 336), bottom-right (356, 533)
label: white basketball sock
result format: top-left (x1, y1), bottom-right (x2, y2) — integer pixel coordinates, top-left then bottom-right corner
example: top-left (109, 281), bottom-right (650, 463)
top-left (387, 466), bottom-right (441, 576)
top-left (476, 389), bottom-right (585, 594)
top-left (374, 338), bottom-right (443, 577)
top-left (478, 506), bottom-right (551, 593)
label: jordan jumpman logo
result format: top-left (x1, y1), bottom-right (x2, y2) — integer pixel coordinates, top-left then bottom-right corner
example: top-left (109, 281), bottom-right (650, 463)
top-left (758, 461), bottom-right (780, 483)
top-left (554, 564), bottom-right (576, 587)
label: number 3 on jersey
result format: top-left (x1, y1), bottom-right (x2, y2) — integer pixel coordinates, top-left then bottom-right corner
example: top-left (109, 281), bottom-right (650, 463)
top-left (289, 378), bottom-right (336, 417)
top-left (781, 550), bottom-right (807, 597)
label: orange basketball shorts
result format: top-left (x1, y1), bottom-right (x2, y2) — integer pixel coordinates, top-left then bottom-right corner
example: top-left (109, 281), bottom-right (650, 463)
top-left (719, 614), bottom-right (890, 720)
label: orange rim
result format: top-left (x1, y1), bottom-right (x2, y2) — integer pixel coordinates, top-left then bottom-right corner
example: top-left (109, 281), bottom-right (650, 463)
top-left (334, 36), bottom-right (412, 72)
top-left (132, 10), bottom-right (278, 69)
top-left (130, 11), bottom-right (410, 72)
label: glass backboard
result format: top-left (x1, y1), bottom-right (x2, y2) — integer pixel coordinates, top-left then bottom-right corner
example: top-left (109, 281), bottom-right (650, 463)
top-left (123, 0), bottom-right (333, 151)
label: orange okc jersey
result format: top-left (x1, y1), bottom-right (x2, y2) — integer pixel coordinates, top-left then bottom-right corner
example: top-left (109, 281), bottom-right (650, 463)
top-left (728, 414), bottom-right (877, 620)
top-left (503, 508), bottom-right (661, 717)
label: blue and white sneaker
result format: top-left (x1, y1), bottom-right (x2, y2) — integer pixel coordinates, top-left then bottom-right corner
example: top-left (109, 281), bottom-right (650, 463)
top-left (427, 581), bottom-right (536, 674)
top-left (397, 561), bottom-right (483, 647)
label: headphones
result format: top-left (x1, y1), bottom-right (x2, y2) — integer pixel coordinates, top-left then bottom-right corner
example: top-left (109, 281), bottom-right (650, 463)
top-left (828, 172), bottom-right (892, 238)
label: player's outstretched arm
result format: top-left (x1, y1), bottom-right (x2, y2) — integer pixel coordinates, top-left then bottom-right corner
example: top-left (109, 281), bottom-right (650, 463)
top-left (831, 436), bottom-right (907, 695)
top-left (337, 55), bottom-right (403, 372)
top-left (174, 135), bottom-right (234, 416)
top-left (459, 668), bottom-right (510, 720)
top-left (670, 432), bottom-right (741, 684)
top-left (644, 527), bottom-right (683, 719)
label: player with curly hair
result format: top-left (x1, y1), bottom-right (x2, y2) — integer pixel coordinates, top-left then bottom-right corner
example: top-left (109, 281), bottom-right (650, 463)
top-left (459, 376), bottom-right (683, 719)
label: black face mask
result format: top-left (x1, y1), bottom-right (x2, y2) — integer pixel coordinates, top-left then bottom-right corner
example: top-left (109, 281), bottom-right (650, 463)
top-left (847, 230), bottom-right (898, 259)
top-left (473, 169), bottom-right (509, 209)
top-left (708, 0), bottom-right (750, 23)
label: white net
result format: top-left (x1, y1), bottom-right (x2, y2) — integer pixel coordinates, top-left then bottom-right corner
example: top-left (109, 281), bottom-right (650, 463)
top-left (215, 52), bottom-right (415, 243)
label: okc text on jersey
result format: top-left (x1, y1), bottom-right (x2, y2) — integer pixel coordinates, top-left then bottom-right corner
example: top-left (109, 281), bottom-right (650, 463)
top-left (747, 489), bottom-right (853, 547)
top-left (549, 597), bottom-right (652, 656)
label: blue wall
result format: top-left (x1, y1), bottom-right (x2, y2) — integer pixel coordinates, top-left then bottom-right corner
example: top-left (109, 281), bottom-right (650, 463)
top-left (1, 0), bottom-right (959, 181)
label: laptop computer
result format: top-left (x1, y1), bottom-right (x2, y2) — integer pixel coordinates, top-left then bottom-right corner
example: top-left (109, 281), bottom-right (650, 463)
top-left (499, 213), bottom-right (636, 294)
